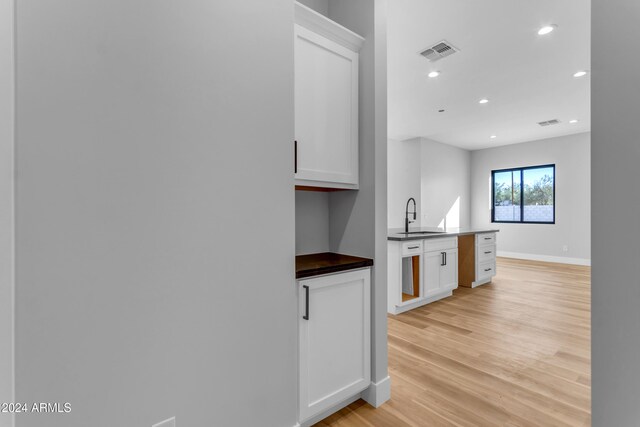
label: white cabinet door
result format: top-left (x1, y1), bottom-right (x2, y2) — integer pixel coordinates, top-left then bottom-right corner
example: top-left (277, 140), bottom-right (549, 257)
top-left (423, 251), bottom-right (442, 297)
top-left (424, 249), bottom-right (458, 296)
top-left (299, 269), bottom-right (371, 422)
top-left (440, 249), bottom-right (458, 291)
top-left (294, 24), bottom-right (359, 189)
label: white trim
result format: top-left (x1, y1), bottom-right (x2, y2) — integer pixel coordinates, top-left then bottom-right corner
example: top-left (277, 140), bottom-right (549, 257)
top-left (294, 2), bottom-right (365, 52)
top-left (389, 290), bottom-right (453, 315)
top-left (361, 375), bottom-right (391, 408)
top-left (294, 177), bottom-right (358, 191)
top-left (151, 417), bottom-right (175, 427)
top-left (299, 394), bottom-right (361, 427)
top-left (471, 277), bottom-right (492, 288)
top-left (497, 251), bottom-right (591, 266)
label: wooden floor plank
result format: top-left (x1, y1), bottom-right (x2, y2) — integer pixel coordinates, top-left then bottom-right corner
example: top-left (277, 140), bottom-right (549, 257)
top-left (314, 257), bottom-right (591, 427)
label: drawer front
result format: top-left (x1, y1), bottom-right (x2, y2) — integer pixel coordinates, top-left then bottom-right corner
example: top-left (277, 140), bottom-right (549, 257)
top-left (478, 244), bottom-right (497, 263)
top-left (477, 260), bottom-right (496, 282)
top-left (402, 241), bottom-right (423, 257)
top-left (424, 237), bottom-right (457, 253)
top-left (476, 233), bottom-right (496, 246)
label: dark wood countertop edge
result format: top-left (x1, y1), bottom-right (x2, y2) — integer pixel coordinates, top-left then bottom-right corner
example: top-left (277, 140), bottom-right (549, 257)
top-left (295, 253), bottom-right (374, 279)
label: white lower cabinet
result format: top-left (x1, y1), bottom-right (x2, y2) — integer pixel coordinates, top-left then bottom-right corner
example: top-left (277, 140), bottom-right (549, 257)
top-left (298, 268), bottom-right (371, 423)
top-left (423, 251), bottom-right (442, 297)
top-left (473, 233), bottom-right (497, 287)
top-left (387, 237), bottom-right (458, 314)
top-left (424, 247), bottom-right (458, 297)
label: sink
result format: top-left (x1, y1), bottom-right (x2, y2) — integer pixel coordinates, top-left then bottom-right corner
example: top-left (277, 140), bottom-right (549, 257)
top-left (397, 231), bottom-right (447, 235)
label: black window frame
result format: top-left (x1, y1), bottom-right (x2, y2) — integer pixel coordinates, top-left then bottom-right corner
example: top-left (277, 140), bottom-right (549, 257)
top-left (491, 164), bottom-right (556, 224)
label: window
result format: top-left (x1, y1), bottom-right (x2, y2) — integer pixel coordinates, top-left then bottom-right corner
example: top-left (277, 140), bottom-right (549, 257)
top-left (492, 164), bottom-right (555, 224)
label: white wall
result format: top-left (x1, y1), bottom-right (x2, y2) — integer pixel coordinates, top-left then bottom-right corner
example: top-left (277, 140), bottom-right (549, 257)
top-left (387, 137), bottom-right (471, 230)
top-left (295, 191), bottom-right (330, 255)
top-left (0, 0), bottom-right (14, 424)
top-left (14, 2), bottom-right (297, 427)
top-left (471, 132), bottom-right (591, 265)
top-left (387, 139), bottom-right (420, 228)
top-left (592, 1), bottom-right (640, 423)
top-left (420, 138), bottom-right (471, 229)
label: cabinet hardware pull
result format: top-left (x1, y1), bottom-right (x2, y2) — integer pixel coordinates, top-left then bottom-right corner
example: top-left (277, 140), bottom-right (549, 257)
top-left (484, 237), bottom-right (491, 240)
top-left (294, 140), bottom-right (298, 174)
top-left (445, 251), bottom-right (447, 265)
top-left (484, 268), bottom-right (492, 272)
top-left (303, 285), bottom-right (309, 320)
top-left (441, 252), bottom-right (446, 266)
top-left (408, 245), bottom-right (419, 249)
top-left (484, 251), bottom-right (492, 254)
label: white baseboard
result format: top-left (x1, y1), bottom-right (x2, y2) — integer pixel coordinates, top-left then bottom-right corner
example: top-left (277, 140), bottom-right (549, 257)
top-left (390, 290), bottom-right (453, 315)
top-left (362, 375), bottom-right (391, 408)
top-left (497, 251), bottom-right (591, 266)
top-left (299, 394), bottom-right (361, 427)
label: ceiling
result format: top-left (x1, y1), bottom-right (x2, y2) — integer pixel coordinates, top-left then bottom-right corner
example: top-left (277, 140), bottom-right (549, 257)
top-left (388, 0), bottom-right (591, 150)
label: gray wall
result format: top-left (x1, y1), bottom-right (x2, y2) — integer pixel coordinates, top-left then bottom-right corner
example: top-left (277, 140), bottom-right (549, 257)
top-left (327, 0), bottom-right (389, 392)
top-left (297, 0), bottom-right (329, 16)
top-left (0, 0), bottom-right (13, 424)
top-left (372, 0), bottom-right (389, 395)
top-left (471, 132), bottom-right (591, 264)
top-left (592, 1), bottom-right (640, 424)
top-left (295, 191), bottom-right (330, 255)
top-left (15, 2), bottom-right (296, 427)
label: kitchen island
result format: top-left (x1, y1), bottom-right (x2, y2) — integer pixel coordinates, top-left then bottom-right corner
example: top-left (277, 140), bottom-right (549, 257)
top-left (387, 228), bottom-right (499, 314)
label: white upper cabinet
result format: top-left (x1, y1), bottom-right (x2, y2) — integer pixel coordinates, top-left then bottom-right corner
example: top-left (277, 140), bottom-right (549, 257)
top-left (294, 3), bottom-right (364, 190)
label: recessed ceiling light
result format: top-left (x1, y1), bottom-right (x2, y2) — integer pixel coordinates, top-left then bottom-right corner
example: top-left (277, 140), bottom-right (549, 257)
top-left (569, 119), bottom-right (579, 124)
top-left (573, 70), bottom-right (588, 78)
top-left (538, 25), bottom-right (557, 35)
top-left (428, 71), bottom-right (440, 78)
top-left (479, 98), bottom-right (489, 104)
top-left (490, 135), bottom-right (497, 139)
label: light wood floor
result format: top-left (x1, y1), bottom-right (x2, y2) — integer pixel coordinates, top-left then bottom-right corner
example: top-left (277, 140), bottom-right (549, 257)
top-left (314, 257), bottom-right (591, 427)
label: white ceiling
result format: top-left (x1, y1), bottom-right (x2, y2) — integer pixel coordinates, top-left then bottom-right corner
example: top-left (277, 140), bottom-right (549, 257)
top-left (388, 0), bottom-right (591, 150)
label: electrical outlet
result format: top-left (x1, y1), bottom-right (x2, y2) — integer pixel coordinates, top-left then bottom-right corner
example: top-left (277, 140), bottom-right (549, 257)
top-left (562, 245), bottom-right (569, 252)
top-left (152, 417), bottom-right (175, 427)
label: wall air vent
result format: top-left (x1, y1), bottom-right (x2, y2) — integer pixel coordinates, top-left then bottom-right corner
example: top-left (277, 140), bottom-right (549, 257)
top-left (419, 40), bottom-right (459, 62)
top-left (538, 119), bottom-right (561, 127)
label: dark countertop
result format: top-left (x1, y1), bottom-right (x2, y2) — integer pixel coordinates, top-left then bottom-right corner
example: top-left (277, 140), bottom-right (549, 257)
top-left (388, 227), bottom-right (500, 241)
top-left (296, 252), bottom-right (374, 279)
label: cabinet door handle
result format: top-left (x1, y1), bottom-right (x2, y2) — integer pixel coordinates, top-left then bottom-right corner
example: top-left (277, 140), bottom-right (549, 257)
top-left (484, 237), bottom-right (492, 240)
top-left (441, 252), bottom-right (446, 266)
top-left (303, 285), bottom-right (309, 320)
top-left (294, 140), bottom-right (298, 174)
top-left (408, 245), bottom-right (419, 250)
top-left (484, 251), bottom-right (492, 254)
top-left (484, 268), bottom-right (492, 272)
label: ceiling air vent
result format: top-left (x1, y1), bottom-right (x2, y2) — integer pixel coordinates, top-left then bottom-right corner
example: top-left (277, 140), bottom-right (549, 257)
top-left (419, 40), bottom-right (459, 62)
top-left (538, 119), bottom-right (561, 127)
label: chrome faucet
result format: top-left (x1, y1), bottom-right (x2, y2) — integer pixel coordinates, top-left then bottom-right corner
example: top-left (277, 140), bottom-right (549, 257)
top-left (405, 198), bottom-right (417, 233)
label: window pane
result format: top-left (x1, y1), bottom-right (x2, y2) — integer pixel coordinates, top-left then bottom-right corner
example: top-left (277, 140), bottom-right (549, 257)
top-left (494, 170), bottom-right (521, 222)
top-left (523, 166), bottom-right (554, 223)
